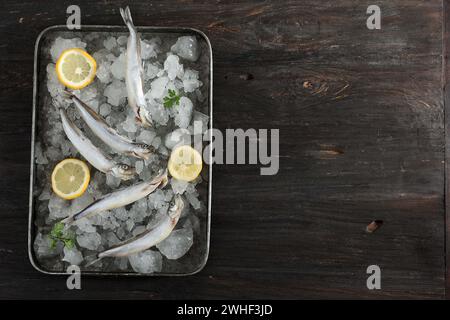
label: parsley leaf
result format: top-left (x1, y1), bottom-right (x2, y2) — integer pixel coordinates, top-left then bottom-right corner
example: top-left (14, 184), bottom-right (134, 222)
top-left (49, 222), bottom-right (76, 250)
top-left (163, 89), bottom-right (181, 108)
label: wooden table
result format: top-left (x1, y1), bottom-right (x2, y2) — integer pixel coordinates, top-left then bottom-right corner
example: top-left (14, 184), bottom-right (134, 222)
top-left (0, 0), bottom-right (447, 299)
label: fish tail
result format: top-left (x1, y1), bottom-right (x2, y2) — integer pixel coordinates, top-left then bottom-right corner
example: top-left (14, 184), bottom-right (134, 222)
top-left (120, 6), bottom-right (134, 29)
top-left (84, 255), bottom-right (103, 268)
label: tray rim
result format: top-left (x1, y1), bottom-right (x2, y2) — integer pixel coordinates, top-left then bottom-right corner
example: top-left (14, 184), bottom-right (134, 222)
top-left (28, 24), bottom-right (213, 277)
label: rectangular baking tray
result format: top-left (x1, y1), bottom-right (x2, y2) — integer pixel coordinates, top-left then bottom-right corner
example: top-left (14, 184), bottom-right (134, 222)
top-left (28, 25), bottom-right (213, 276)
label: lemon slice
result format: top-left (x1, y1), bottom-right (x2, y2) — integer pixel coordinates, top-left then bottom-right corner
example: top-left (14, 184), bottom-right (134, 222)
top-left (55, 48), bottom-right (97, 90)
top-left (51, 158), bottom-right (90, 200)
top-left (168, 145), bottom-right (203, 182)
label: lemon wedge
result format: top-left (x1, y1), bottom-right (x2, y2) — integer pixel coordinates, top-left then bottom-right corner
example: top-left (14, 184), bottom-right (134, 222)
top-left (56, 48), bottom-right (97, 90)
top-left (168, 145), bottom-right (203, 182)
top-left (51, 158), bottom-right (90, 200)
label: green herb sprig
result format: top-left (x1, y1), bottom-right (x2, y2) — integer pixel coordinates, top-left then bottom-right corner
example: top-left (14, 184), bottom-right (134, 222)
top-left (49, 222), bottom-right (75, 249)
top-left (163, 89), bottom-right (181, 108)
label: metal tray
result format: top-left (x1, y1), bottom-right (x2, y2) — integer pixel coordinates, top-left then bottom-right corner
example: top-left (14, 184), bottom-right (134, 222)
top-left (28, 25), bottom-right (213, 276)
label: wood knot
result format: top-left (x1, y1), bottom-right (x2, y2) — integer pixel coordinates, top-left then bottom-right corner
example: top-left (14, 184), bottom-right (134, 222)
top-left (303, 81), bottom-right (313, 89)
top-left (366, 220), bottom-right (383, 233)
top-left (240, 73), bottom-right (254, 81)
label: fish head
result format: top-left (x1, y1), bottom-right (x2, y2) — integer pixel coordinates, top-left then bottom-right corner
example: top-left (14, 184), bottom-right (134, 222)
top-left (131, 143), bottom-right (155, 160)
top-left (111, 163), bottom-right (136, 180)
top-left (137, 106), bottom-right (153, 128)
top-left (168, 195), bottom-right (184, 220)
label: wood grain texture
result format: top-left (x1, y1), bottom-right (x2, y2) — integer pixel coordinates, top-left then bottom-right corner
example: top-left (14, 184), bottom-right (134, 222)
top-left (0, 0), bottom-right (446, 299)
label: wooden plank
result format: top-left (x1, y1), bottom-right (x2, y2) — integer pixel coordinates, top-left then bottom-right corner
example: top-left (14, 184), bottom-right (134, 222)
top-left (445, 0), bottom-right (450, 300)
top-left (0, 0), bottom-right (445, 299)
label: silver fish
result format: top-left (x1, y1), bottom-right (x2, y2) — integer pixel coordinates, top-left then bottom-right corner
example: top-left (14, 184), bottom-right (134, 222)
top-left (120, 6), bottom-right (152, 127)
top-left (97, 195), bottom-right (184, 259)
top-left (59, 108), bottom-right (135, 180)
top-left (62, 169), bottom-right (168, 225)
top-left (65, 91), bottom-right (155, 160)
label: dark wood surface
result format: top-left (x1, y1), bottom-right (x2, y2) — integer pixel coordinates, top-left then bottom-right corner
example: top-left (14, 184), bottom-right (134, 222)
top-left (0, 0), bottom-right (447, 299)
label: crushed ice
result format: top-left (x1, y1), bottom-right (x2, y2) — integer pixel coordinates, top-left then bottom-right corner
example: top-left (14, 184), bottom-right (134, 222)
top-left (34, 32), bottom-right (207, 274)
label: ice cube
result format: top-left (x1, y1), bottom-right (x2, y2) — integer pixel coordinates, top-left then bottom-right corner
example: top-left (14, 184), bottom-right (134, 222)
top-left (195, 88), bottom-right (205, 102)
top-left (145, 100), bottom-right (169, 126)
top-left (113, 207), bottom-right (129, 221)
top-left (93, 49), bottom-right (110, 64)
top-left (34, 142), bottom-right (48, 165)
top-left (137, 129), bottom-right (156, 144)
top-left (38, 188), bottom-right (51, 201)
top-left (106, 173), bottom-right (121, 188)
top-left (115, 257), bottom-right (129, 270)
top-left (182, 69), bottom-right (202, 93)
top-left (96, 61), bottom-right (113, 84)
top-left (48, 194), bottom-right (69, 220)
top-left (173, 96), bottom-right (193, 129)
top-left (111, 53), bottom-right (126, 80)
top-left (184, 213), bottom-right (200, 233)
top-left (117, 35), bottom-right (128, 46)
top-left (84, 32), bottom-right (100, 42)
top-left (50, 37), bottom-right (87, 62)
top-left (34, 233), bottom-right (62, 258)
top-left (171, 36), bottom-right (200, 62)
top-left (104, 80), bottom-right (127, 106)
top-left (75, 218), bottom-right (97, 234)
top-left (145, 63), bottom-right (161, 81)
top-left (122, 114), bottom-right (138, 133)
top-left (125, 219), bottom-right (135, 232)
top-left (139, 166), bottom-right (153, 181)
top-left (103, 36), bottom-right (117, 51)
top-left (70, 192), bottom-right (94, 215)
top-left (77, 232), bottom-right (102, 250)
top-left (151, 136), bottom-right (161, 149)
top-left (164, 54), bottom-right (184, 81)
top-left (46, 63), bottom-right (65, 99)
top-left (148, 189), bottom-right (166, 210)
top-left (135, 160), bottom-right (144, 174)
top-left (164, 128), bottom-right (191, 150)
top-left (128, 250), bottom-right (162, 273)
top-left (140, 38), bottom-right (160, 60)
top-left (116, 227), bottom-right (126, 239)
top-left (62, 246), bottom-right (84, 266)
top-left (156, 226), bottom-right (193, 260)
top-left (87, 171), bottom-right (105, 198)
top-left (99, 103), bottom-right (112, 117)
top-left (158, 145), bottom-right (169, 157)
top-left (149, 76), bottom-right (169, 99)
top-left (46, 146), bottom-right (61, 162)
top-left (128, 198), bottom-right (148, 223)
top-left (104, 231), bottom-right (120, 246)
top-left (170, 178), bottom-right (189, 194)
top-left (164, 188), bottom-right (175, 201)
top-left (157, 202), bottom-right (169, 218)
top-left (185, 192), bottom-right (201, 210)
top-left (76, 86), bottom-right (97, 103)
